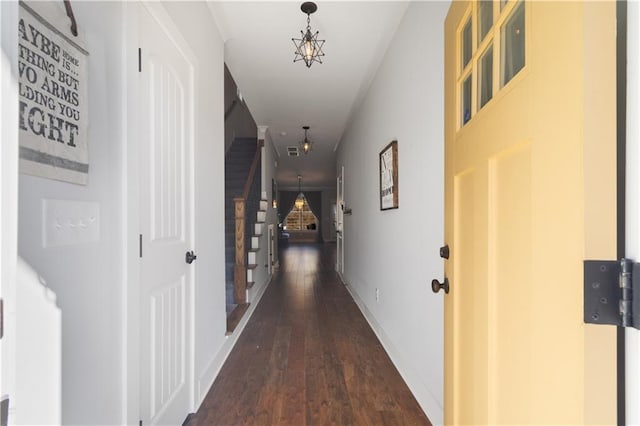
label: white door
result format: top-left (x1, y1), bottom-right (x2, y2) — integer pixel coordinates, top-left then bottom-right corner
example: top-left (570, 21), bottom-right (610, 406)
top-left (138, 4), bottom-right (194, 425)
top-left (0, 2), bottom-right (19, 423)
top-left (336, 166), bottom-right (344, 276)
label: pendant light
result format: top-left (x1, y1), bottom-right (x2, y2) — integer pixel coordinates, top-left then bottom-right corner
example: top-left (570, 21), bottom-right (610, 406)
top-left (299, 126), bottom-right (313, 155)
top-left (295, 175), bottom-right (305, 210)
top-left (292, 2), bottom-right (325, 68)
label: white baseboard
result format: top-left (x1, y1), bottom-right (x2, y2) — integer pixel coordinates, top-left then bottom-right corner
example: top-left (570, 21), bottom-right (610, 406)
top-left (195, 275), bottom-right (272, 408)
top-left (342, 279), bottom-right (444, 426)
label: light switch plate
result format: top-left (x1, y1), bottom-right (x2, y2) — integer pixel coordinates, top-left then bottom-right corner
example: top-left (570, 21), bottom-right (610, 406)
top-left (42, 199), bottom-right (100, 247)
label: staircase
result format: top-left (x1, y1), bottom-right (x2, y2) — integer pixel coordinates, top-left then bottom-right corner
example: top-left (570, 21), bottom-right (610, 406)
top-left (224, 137), bottom-right (266, 332)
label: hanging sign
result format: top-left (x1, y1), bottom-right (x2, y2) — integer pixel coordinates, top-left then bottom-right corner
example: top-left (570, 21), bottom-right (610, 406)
top-left (379, 140), bottom-right (399, 210)
top-left (18, 2), bottom-right (89, 185)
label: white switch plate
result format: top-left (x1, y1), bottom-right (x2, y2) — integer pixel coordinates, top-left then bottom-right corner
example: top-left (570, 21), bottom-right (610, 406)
top-left (42, 199), bottom-right (100, 247)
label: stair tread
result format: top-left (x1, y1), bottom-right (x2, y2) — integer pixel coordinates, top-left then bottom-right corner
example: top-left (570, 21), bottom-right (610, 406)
top-left (247, 281), bottom-right (255, 289)
top-left (247, 264), bottom-right (258, 270)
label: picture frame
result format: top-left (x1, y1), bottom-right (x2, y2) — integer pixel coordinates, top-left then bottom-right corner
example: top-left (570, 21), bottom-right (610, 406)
top-left (379, 140), bottom-right (399, 210)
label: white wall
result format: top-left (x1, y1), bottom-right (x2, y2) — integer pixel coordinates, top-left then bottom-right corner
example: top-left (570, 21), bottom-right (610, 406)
top-left (335, 2), bottom-right (449, 424)
top-left (17, 2), bottom-right (125, 424)
top-left (1, 1), bottom-right (20, 421)
top-left (16, 1), bottom-right (234, 423)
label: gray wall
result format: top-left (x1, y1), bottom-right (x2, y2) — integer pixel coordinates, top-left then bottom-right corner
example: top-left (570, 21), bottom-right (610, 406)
top-left (224, 65), bottom-right (257, 152)
top-left (336, 2), bottom-right (449, 423)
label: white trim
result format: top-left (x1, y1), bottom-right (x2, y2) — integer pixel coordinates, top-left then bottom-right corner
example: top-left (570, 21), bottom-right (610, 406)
top-left (626, 1), bottom-right (640, 424)
top-left (123, 2), bottom-right (141, 423)
top-left (1, 1), bottom-right (20, 422)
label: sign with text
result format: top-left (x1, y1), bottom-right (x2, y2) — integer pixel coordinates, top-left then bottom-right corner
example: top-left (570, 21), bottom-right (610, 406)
top-left (379, 140), bottom-right (399, 210)
top-left (18, 2), bottom-right (89, 185)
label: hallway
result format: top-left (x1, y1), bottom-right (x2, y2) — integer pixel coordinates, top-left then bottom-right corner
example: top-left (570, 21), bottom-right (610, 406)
top-left (186, 244), bottom-right (430, 425)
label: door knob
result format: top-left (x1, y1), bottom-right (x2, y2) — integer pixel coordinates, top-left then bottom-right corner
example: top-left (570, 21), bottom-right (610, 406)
top-left (440, 245), bottom-right (450, 259)
top-left (431, 277), bottom-right (449, 294)
top-left (185, 250), bottom-right (197, 264)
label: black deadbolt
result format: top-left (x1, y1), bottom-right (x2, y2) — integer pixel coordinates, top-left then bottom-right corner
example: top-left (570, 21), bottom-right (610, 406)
top-left (185, 250), bottom-right (197, 264)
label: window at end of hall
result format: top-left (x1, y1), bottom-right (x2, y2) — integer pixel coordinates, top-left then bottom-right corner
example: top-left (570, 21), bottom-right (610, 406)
top-left (284, 194), bottom-right (318, 231)
top-left (458, 0), bottom-right (526, 129)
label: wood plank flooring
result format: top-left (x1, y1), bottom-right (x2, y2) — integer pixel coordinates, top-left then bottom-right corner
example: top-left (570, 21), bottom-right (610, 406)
top-left (186, 243), bottom-right (430, 425)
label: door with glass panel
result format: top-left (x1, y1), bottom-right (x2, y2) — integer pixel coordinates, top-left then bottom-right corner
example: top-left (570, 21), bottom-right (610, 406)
top-left (444, 1), bottom-right (617, 424)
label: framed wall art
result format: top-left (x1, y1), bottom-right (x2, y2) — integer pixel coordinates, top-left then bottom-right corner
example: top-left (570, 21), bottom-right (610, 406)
top-left (379, 140), bottom-right (398, 210)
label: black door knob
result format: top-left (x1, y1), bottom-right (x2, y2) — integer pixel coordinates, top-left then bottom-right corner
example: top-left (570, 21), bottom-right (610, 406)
top-left (185, 250), bottom-right (197, 264)
top-left (431, 277), bottom-right (449, 294)
top-left (440, 245), bottom-right (450, 259)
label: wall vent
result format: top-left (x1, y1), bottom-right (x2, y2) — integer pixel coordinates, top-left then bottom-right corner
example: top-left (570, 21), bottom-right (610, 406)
top-left (287, 147), bottom-right (299, 157)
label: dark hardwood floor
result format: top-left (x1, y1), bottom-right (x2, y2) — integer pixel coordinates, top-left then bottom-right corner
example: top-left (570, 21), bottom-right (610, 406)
top-left (186, 243), bottom-right (430, 425)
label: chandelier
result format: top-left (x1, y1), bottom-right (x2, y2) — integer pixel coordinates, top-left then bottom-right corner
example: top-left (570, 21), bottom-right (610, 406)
top-left (295, 175), bottom-right (305, 209)
top-left (299, 126), bottom-right (313, 154)
top-left (292, 2), bottom-right (325, 68)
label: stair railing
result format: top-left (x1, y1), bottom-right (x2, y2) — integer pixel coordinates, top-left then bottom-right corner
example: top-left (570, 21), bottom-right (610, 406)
top-left (233, 140), bottom-right (263, 303)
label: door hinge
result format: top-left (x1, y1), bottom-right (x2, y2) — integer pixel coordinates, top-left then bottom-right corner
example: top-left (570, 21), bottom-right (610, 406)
top-left (139, 234), bottom-right (143, 258)
top-left (138, 48), bottom-right (142, 73)
top-left (584, 258), bottom-right (640, 329)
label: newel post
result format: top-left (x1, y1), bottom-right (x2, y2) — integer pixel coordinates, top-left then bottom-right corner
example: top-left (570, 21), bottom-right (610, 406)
top-left (233, 197), bottom-right (247, 303)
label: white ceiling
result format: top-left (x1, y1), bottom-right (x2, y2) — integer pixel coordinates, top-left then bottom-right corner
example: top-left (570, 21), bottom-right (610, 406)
top-left (208, 1), bottom-right (409, 188)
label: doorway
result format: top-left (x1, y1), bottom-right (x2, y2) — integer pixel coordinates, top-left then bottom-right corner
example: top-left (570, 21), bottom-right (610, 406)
top-left (336, 166), bottom-right (344, 276)
top-left (132, 3), bottom-right (196, 424)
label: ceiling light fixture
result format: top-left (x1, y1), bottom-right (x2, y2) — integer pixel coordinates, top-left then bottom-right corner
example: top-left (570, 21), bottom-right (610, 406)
top-left (292, 2), bottom-right (325, 68)
top-left (299, 126), bottom-right (313, 155)
top-left (295, 175), bottom-right (305, 210)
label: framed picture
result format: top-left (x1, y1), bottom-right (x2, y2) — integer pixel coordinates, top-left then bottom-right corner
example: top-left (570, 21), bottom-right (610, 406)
top-left (379, 140), bottom-right (399, 210)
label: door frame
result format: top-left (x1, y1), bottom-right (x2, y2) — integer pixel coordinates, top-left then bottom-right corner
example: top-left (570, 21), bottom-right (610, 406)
top-left (336, 166), bottom-right (344, 276)
top-left (268, 225), bottom-right (275, 275)
top-left (0, 1), bottom-right (19, 423)
top-left (123, 2), bottom-right (197, 423)
top-left (626, 1), bottom-right (640, 424)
